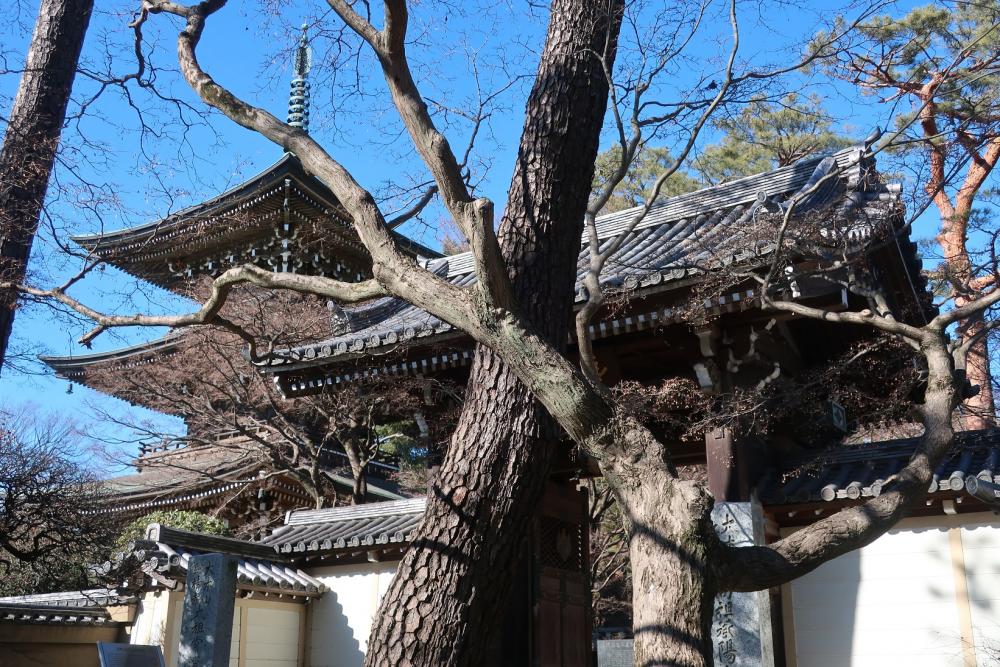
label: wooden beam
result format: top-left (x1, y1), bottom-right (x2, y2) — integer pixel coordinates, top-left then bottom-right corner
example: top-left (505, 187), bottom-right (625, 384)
top-left (145, 524), bottom-right (282, 560)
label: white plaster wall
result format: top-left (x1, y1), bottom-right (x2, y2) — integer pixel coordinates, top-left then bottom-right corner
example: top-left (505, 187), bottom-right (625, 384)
top-left (960, 521), bottom-right (1000, 664)
top-left (244, 606), bottom-right (300, 667)
top-left (129, 590), bottom-right (172, 648)
top-left (307, 561), bottom-right (399, 667)
top-left (129, 591), bottom-right (302, 667)
top-left (787, 519), bottom-right (969, 667)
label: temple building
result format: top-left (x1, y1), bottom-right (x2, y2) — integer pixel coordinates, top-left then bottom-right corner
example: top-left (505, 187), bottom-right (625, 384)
top-left (14, 28), bottom-right (1000, 667)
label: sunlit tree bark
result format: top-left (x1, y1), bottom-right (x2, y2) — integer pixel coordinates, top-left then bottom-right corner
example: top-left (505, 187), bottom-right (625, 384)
top-left (0, 0), bottom-right (93, 372)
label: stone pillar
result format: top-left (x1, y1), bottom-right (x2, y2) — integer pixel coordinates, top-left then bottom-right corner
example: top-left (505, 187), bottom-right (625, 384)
top-left (711, 502), bottom-right (775, 667)
top-left (177, 553), bottom-right (238, 667)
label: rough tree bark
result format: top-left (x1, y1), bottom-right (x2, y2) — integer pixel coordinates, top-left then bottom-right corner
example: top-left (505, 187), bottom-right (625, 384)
top-left (609, 460), bottom-right (718, 666)
top-left (0, 0), bottom-right (93, 371)
top-left (363, 1), bottom-right (623, 664)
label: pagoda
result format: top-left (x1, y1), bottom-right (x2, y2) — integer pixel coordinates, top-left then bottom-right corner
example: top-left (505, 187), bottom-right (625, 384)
top-left (42, 27), bottom-right (435, 530)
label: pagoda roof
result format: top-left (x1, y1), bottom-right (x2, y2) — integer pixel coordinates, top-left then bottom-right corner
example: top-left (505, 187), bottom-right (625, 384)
top-left (40, 333), bottom-right (183, 381)
top-left (100, 441), bottom-right (264, 502)
top-left (72, 152), bottom-right (439, 292)
top-left (260, 145), bottom-right (925, 394)
top-left (97, 439), bottom-right (404, 515)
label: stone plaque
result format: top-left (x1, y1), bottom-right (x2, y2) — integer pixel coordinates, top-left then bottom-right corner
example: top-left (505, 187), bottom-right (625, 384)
top-left (97, 642), bottom-right (165, 667)
top-left (595, 638), bottom-right (634, 667)
top-left (177, 553), bottom-right (238, 667)
top-left (711, 502), bottom-right (775, 667)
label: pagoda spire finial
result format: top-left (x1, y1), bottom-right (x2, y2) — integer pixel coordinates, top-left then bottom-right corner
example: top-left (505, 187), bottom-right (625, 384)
top-left (287, 23), bottom-right (312, 132)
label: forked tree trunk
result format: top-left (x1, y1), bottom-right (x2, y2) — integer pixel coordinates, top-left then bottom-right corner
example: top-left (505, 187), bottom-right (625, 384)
top-left (629, 482), bottom-right (716, 667)
top-left (0, 0), bottom-right (93, 371)
top-left (364, 1), bottom-right (623, 664)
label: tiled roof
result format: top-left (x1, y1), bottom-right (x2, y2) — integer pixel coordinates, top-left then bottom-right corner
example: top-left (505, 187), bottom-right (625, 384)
top-left (263, 146), bottom-right (902, 376)
top-left (131, 524), bottom-right (326, 597)
top-left (92, 443), bottom-right (268, 515)
top-left (69, 152), bottom-right (439, 290)
top-left (0, 588), bottom-right (132, 608)
top-left (102, 444), bottom-right (263, 498)
top-left (263, 497), bottom-right (425, 554)
top-left (72, 153), bottom-right (314, 248)
top-left (95, 441), bottom-right (403, 514)
top-left (150, 543), bottom-right (325, 596)
top-left (39, 334), bottom-right (184, 380)
top-left (0, 589), bottom-right (134, 626)
top-left (758, 429), bottom-right (1000, 505)
top-left (2, 522), bottom-right (332, 622)
top-left (0, 603), bottom-right (121, 625)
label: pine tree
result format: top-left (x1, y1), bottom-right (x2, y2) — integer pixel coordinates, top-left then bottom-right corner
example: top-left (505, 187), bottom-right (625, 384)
top-left (695, 93), bottom-right (851, 184)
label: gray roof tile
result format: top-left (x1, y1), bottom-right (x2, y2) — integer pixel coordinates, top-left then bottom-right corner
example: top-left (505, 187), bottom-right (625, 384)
top-left (0, 603), bottom-right (122, 625)
top-left (127, 524), bottom-right (326, 596)
top-left (0, 589), bottom-right (134, 626)
top-left (0, 588), bottom-right (131, 608)
top-left (759, 429), bottom-right (1000, 505)
top-left (263, 497), bottom-right (425, 554)
top-left (267, 147), bottom-right (889, 370)
top-left (152, 542), bottom-right (325, 595)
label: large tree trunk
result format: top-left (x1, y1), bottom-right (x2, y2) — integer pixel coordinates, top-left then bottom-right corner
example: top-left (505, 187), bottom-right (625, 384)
top-left (621, 471), bottom-right (718, 667)
top-left (363, 2), bottom-right (623, 664)
top-left (0, 0), bottom-right (93, 372)
top-left (602, 424), bottom-right (720, 667)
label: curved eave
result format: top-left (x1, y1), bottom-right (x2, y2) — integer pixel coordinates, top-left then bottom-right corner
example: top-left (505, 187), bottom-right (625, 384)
top-left (100, 463), bottom-right (403, 513)
top-left (101, 468), bottom-right (261, 502)
top-left (71, 151), bottom-right (440, 260)
top-left (40, 334), bottom-right (183, 380)
top-left (71, 152), bottom-right (302, 247)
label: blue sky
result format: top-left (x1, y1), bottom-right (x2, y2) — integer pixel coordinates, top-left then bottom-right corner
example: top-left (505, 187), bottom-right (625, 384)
top-left (0, 0), bottom-right (956, 471)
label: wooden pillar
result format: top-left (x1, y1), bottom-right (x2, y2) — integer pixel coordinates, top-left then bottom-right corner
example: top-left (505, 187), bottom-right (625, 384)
top-left (706, 428), bottom-right (767, 502)
top-left (707, 428), bottom-right (739, 501)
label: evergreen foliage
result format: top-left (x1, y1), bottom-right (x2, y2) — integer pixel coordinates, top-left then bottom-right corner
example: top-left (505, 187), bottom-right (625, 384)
top-left (591, 146), bottom-right (701, 214)
top-left (115, 509), bottom-right (230, 551)
top-left (695, 93), bottom-right (851, 184)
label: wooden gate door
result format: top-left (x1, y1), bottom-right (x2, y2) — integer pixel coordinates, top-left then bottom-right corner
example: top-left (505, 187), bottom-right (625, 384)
top-left (534, 481), bottom-right (591, 667)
